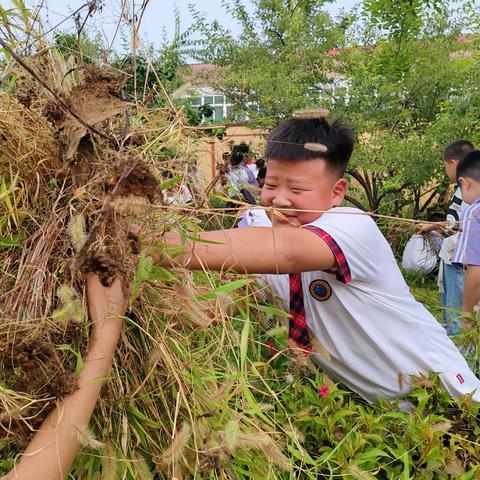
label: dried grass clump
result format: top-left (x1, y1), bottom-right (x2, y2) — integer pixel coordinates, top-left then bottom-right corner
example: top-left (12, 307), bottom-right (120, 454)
top-left (0, 25), bottom-right (294, 478)
top-left (0, 48), bottom-right (161, 443)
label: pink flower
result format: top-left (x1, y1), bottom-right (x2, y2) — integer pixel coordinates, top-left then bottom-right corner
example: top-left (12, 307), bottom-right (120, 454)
top-left (318, 385), bottom-right (329, 397)
top-left (327, 48), bottom-right (341, 56)
top-left (449, 50), bottom-right (473, 59)
top-left (326, 71), bottom-right (341, 79)
top-left (457, 35), bottom-right (472, 44)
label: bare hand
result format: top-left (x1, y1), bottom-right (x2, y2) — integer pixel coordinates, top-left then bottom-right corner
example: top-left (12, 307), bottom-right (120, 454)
top-left (417, 222), bottom-right (443, 233)
top-left (129, 223), bottom-right (142, 238)
top-left (85, 274), bottom-right (128, 334)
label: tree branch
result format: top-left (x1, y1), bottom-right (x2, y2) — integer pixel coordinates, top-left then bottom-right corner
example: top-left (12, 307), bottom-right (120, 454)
top-left (344, 195), bottom-right (367, 211)
top-left (267, 29), bottom-right (286, 46)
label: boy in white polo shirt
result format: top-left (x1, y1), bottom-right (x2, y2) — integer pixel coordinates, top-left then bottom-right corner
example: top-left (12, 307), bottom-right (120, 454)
top-left (143, 114), bottom-right (480, 403)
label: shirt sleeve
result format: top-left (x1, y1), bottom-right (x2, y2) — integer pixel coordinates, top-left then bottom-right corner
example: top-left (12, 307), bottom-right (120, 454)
top-left (446, 188), bottom-right (463, 224)
top-left (301, 225), bottom-right (351, 283)
top-left (246, 167), bottom-right (259, 187)
top-left (463, 215), bottom-right (480, 266)
top-left (305, 209), bottom-right (383, 283)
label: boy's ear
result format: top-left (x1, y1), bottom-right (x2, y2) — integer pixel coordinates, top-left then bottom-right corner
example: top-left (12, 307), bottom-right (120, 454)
top-left (458, 176), bottom-right (468, 189)
top-left (332, 178), bottom-right (347, 205)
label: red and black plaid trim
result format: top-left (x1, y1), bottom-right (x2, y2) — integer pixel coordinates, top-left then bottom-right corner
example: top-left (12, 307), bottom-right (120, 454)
top-left (302, 225), bottom-right (351, 284)
top-left (289, 272), bottom-right (312, 352)
top-left (288, 225), bottom-right (350, 352)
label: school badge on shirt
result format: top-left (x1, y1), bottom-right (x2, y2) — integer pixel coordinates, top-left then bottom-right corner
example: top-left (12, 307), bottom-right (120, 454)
top-left (309, 279), bottom-right (332, 301)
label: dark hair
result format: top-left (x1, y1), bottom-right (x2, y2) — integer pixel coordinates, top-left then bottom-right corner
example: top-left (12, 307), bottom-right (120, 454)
top-left (443, 140), bottom-right (475, 162)
top-left (255, 158), bottom-right (265, 169)
top-left (257, 166), bottom-right (267, 180)
top-left (230, 143), bottom-right (250, 167)
top-left (428, 212), bottom-right (444, 223)
top-left (457, 150), bottom-right (480, 183)
top-left (265, 116), bottom-right (355, 176)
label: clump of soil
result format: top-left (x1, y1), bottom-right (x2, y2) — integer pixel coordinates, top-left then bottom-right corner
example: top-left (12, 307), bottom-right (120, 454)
top-left (105, 159), bottom-right (159, 202)
top-left (0, 320), bottom-right (82, 442)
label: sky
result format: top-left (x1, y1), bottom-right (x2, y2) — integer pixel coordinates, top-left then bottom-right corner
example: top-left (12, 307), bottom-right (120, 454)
top-left (23, 0), bottom-right (357, 54)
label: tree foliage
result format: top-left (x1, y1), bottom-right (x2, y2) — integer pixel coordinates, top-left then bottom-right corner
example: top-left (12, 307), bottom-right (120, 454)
top-left (191, 0), bottom-right (348, 127)
top-left (340, 0), bottom-right (480, 214)
top-left (193, 0), bottom-right (480, 216)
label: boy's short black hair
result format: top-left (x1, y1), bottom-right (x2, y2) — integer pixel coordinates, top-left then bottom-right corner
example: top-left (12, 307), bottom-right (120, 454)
top-left (429, 212), bottom-right (444, 223)
top-left (443, 140), bottom-right (475, 162)
top-left (265, 116), bottom-right (355, 176)
top-left (457, 150), bottom-right (480, 183)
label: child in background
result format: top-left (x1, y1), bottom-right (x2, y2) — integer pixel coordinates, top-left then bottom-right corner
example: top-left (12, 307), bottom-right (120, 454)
top-left (142, 115), bottom-right (480, 404)
top-left (225, 143), bottom-right (259, 205)
top-left (256, 160), bottom-right (266, 188)
top-left (452, 151), bottom-right (480, 329)
top-left (237, 162), bottom-right (267, 227)
top-left (421, 141), bottom-right (475, 334)
top-left (435, 141), bottom-right (474, 334)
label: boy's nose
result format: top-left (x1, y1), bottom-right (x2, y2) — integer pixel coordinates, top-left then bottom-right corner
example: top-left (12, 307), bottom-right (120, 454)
top-left (271, 194), bottom-right (292, 208)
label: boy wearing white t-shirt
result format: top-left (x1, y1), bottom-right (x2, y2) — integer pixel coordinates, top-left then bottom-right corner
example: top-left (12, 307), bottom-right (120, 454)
top-left (144, 115), bottom-right (480, 403)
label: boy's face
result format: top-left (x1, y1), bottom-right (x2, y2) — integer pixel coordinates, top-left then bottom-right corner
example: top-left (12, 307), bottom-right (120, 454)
top-left (261, 158), bottom-right (346, 227)
top-left (444, 159), bottom-right (459, 183)
top-left (459, 176), bottom-right (480, 204)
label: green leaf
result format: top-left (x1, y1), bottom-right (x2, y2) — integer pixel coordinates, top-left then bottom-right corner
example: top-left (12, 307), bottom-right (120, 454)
top-left (240, 313), bottom-right (250, 372)
top-left (0, 237), bottom-right (25, 249)
top-left (197, 278), bottom-right (251, 300)
top-left (127, 405), bottom-right (162, 429)
top-left (158, 176), bottom-right (181, 191)
top-left (130, 253), bottom-right (153, 303)
top-left (57, 344), bottom-right (84, 373)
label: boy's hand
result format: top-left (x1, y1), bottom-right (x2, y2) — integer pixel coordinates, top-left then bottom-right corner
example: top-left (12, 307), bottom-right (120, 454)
top-left (461, 317), bottom-right (474, 331)
top-left (85, 274), bottom-right (128, 335)
top-left (129, 223), bottom-right (142, 239)
top-left (417, 222), bottom-right (444, 233)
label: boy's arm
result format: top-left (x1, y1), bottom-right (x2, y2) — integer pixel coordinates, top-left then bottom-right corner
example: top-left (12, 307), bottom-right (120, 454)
top-left (418, 222), bottom-right (445, 233)
top-left (148, 227), bottom-right (336, 274)
top-left (461, 265), bottom-right (480, 329)
top-left (2, 275), bottom-right (127, 480)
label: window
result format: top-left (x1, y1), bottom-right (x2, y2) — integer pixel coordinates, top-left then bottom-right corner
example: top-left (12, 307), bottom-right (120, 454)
top-left (188, 94), bottom-right (233, 123)
top-left (214, 106), bottom-right (224, 121)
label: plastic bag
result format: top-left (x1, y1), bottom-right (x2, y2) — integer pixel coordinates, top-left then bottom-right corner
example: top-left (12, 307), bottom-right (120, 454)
top-left (402, 234), bottom-right (441, 274)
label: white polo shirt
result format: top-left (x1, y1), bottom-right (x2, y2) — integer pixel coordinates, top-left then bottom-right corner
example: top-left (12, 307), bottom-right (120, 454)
top-left (249, 207), bottom-right (480, 402)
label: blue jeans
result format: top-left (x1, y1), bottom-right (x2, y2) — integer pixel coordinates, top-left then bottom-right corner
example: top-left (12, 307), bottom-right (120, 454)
top-left (441, 262), bottom-right (465, 336)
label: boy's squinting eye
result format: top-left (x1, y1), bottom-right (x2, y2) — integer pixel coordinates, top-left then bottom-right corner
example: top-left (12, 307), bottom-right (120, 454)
top-left (264, 183), bottom-right (276, 189)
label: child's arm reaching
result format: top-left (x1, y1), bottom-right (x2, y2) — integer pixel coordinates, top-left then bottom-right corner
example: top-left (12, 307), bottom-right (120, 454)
top-left (2, 275), bottom-right (128, 480)
top-left (144, 227), bottom-right (336, 274)
top-left (461, 265), bottom-right (480, 329)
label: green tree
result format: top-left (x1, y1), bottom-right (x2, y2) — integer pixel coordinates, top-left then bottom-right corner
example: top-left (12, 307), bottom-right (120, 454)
top-left (338, 0), bottom-right (480, 214)
top-left (53, 31), bottom-right (104, 64)
top-left (193, 0), bottom-right (480, 216)
top-left (191, 0), bottom-right (348, 127)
